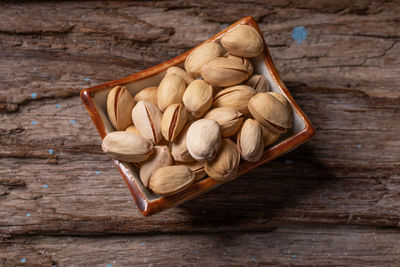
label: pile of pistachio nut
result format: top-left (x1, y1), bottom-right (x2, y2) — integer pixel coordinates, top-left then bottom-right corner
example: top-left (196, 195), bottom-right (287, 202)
top-left (102, 25), bottom-right (293, 196)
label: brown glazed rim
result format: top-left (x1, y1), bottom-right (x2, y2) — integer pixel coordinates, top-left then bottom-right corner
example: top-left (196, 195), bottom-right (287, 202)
top-left (80, 16), bottom-right (315, 216)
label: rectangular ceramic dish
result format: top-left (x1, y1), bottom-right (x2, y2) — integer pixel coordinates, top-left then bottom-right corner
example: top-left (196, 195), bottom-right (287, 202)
top-left (81, 16), bottom-right (315, 216)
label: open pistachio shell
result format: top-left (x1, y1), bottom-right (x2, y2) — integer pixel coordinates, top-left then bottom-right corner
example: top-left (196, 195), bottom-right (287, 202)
top-left (106, 86), bottom-right (135, 131)
top-left (221, 25), bottom-right (263, 57)
top-left (248, 92), bottom-right (293, 133)
top-left (226, 53), bottom-right (253, 76)
top-left (204, 138), bottom-right (240, 182)
top-left (101, 131), bottom-right (153, 163)
top-left (200, 57), bottom-right (249, 87)
top-left (161, 103), bottom-right (188, 142)
top-left (178, 161), bottom-right (207, 181)
top-left (246, 75), bottom-right (270, 93)
top-left (212, 85), bottom-right (256, 114)
top-left (131, 100), bottom-right (163, 144)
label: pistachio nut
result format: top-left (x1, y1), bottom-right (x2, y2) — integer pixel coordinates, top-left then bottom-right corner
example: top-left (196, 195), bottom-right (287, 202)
top-left (106, 85), bottom-right (135, 131)
top-left (226, 53), bottom-right (253, 76)
top-left (125, 125), bottom-right (139, 135)
top-left (131, 100), bottom-right (163, 144)
top-left (246, 75), bottom-right (270, 93)
top-left (161, 103), bottom-right (188, 142)
top-left (139, 146), bottom-right (173, 188)
top-left (102, 131), bottom-right (153, 162)
top-left (183, 80), bottom-right (213, 118)
top-left (149, 165), bottom-right (195, 196)
top-left (237, 119), bottom-right (264, 162)
top-left (212, 85), bottom-right (256, 114)
top-left (200, 57), bottom-right (250, 87)
top-left (171, 123), bottom-right (194, 163)
top-left (133, 87), bottom-right (158, 106)
top-left (166, 66), bottom-right (194, 85)
top-left (204, 107), bottom-right (243, 137)
top-left (157, 73), bottom-right (186, 111)
top-left (269, 92), bottom-right (290, 107)
top-left (221, 24), bottom-right (263, 57)
top-left (261, 124), bottom-right (280, 147)
top-left (186, 119), bottom-right (221, 161)
top-left (179, 161), bottom-right (207, 181)
top-left (248, 92), bottom-right (293, 134)
top-left (204, 138), bottom-right (240, 182)
top-left (184, 42), bottom-right (225, 77)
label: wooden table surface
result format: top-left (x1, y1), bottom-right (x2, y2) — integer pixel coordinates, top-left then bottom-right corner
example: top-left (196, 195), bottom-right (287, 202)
top-left (1, 1), bottom-right (399, 266)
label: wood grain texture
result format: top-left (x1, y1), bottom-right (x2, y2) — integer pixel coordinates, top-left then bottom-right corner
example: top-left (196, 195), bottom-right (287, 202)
top-left (1, 0), bottom-right (400, 265)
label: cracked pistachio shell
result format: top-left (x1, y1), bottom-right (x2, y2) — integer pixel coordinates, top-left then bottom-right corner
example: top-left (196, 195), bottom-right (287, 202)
top-left (171, 123), bottom-right (194, 163)
top-left (161, 103), bottom-right (188, 142)
top-left (200, 57), bottom-right (249, 87)
top-left (102, 131), bottom-right (153, 163)
top-left (261, 124), bottom-right (280, 148)
top-left (166, 66), bottom-right (194, 85)
top-left (131, 100), bottom-right (163, 144)
top-left (237, 119), bottom-right (264, 162)
top-left (226, 53), bottom-right (253, 76)
top-left (246, 75), bottom-right (270, 93)
top-left (184, 42), bottom-right (225, 77)
top-left (179, 161), bottom-right (206, 181)
top-left (106, 85), bottom-right (135, 131)
top-left (133, 87), bottom-right (158, 106)
top-left (125, 125), bottom-right (139, 135)
top-left (221, 25), bottom-right (263, 57)
top-left (186, 119), bottom-right (221, 161)
top-left (212, 85), bottom-right (256, 114)
top-left (149, 165), bottom-right (195, 196)
top-left (204, 138), bottom-right (240, 182)
top-left (157, 73), bottom-right (186, 112)
top-left (183, 80), bottom-right (213, 118)
top-left (269, 92), bottom-right (290, 107)
top-left (139, 146), bottom-right (173, 188)
top-left (204, 107), bottom-right (243, 137)
top-left (248, 92), bottom-right (293, 134)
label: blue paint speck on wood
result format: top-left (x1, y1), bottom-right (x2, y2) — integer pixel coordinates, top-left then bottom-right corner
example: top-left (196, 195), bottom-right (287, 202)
top-left (291, 254), bottom-right (297, 258)
top-left (251, 257), bottom-right (256, 262)
top-left (140, 242), bottom-right (145, 246)
top-left (43, 184), bottom-right (48, 188)
top-left (70, 119), bottom-right (76, 125)
top-left (107, 264), bottom-right (112, 267)
top-left (31, 93), bottom-right (37, 99)
top-left (292, 26), bottom-right (308, 44)
top-left (357, 144), bottom-right (362, 148)
top-left (194, 250), bottom-right (199, 254)
top-left (285, 159), bottom-right (293, 165)
top-left (56, 104), bottom-right (61, 109)
top-left (49, 149), bottom-right (54, 155)
top-left (31, 120), bottom-right (37, 125)
top-left (96, 171), bottom-right (100, 175)
top-left (26, 213), bottom-right (31, 217)
top-left (84, 78), bottom-right (91, 82)
top-left (21, 258), bottom-right (26, 263)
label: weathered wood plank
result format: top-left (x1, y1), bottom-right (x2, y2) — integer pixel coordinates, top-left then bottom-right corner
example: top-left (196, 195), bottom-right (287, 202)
top-left (1, 1), bottom-right (400, 265)
top-left (1, 226), bottom-right (400, 266)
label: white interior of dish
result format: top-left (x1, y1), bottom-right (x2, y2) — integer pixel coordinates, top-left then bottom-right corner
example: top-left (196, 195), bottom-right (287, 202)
top-left (91, 56), bottom-right (306, 202)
